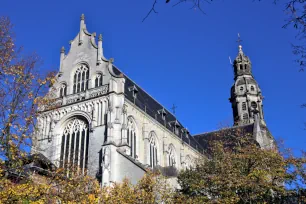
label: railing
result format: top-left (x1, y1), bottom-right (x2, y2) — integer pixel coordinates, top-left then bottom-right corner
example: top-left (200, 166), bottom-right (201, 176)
top-left (58, 84), bottom-right (109, 106)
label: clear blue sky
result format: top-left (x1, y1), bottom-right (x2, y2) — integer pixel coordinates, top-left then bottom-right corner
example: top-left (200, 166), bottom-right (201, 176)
top-left (1, 0), bottom-right (305, 152)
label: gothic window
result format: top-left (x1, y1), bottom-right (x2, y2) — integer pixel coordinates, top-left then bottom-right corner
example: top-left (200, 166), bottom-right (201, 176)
top-left (168, 144), bottom-right (176, 167)
top-left (184, 155), bottom-right (192, 169)
top-left (242, 102), bottom-right (247, 111)
top-left (59, 83), bottom-right (67, 97)
top-left (250, 86), bottom-right (255, 92)
top-left (243, 113), bottom-right (248, 120)
top-left (240, 86), bottom-right (244, 91)
top-left (240, 64), bottom-right (243, 70)
top-left (73, 64), bottom-right (89, 94)
top-left (127, 117), bottom-right (137, 159)
top-left (59, 118), bottom-right (89, 173)
top-left (149, 133), bottom-right (158, 168)
top-left (251, 101), bottom-right (257, 109)
top-left (95, 73), bottom-right (103, 87)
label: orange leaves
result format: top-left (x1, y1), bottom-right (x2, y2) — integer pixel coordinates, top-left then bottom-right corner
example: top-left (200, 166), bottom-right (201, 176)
top-left (0, 16), bottom-right (58, 167)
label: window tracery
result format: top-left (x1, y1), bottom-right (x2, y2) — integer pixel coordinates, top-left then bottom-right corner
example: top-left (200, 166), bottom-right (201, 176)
top-left (184, 155), bottom-right (192, 169)
top-left (149, 133), bottom-right (158, 168)
top-left (59, 83), bottom-right (67, 97)
top-left (95, 73), bottom-right (103, 87)
top-left (168, 144), bottom-right (176, 167)
top-left (73, 64), bottom-right (89, 94)
top-left (127, 118), bottom-right (137, 158)
top-left (59, 118), bottom-right (89, 173)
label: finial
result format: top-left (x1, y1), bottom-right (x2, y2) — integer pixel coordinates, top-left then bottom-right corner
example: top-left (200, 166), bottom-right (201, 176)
top-left (239, 45), bottom-right (243, 53)
top-left (60, 46), bottom-right (65, 53)
top-left (80, 14), bottom-right (85, 21)
top-left (109, 58), bottom-right (114, 63)
top-left (98, 34), bottom-right (102, 41)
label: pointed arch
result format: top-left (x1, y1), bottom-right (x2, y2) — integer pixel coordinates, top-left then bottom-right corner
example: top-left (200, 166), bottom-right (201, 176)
top-left (94, 72), bottom-right (103, 88)
top-left (59, 116), bottom-right (89, 173)
top-left (59, 82), bottom-right (67, 97)
top-left (184, 155), bottom-right (192, 169)
top-left (167, 144), bottom-right (177, 167)
top-left (148, 131), bottom-right (159, 168)
top-left (73, 64), bottom-right (89, 94)
top-left (127, 116), bottom-right (138, 159)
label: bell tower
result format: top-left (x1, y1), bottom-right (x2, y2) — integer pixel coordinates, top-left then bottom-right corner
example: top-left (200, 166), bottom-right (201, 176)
top-left (229, 43), bottom-right (265, 126)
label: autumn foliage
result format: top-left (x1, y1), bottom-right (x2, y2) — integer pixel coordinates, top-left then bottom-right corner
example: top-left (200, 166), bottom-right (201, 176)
top-left (1, 15), bottom-right (306, 204)
top-left (177, 133), bottom-right (306, 203)
top-left (0, 16), bottom-right (55, 170)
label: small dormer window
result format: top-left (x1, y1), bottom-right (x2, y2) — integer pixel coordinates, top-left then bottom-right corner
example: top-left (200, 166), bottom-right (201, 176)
top-left (240, 64), bottom-right (243, 70)
top-left (250, 86), bottom-right (255, 92)
top-left (95, 73), bottom-right (103, 87)
top-left (240, 86), bottom-right (244, 91)
top-left (175, 126), bottom-right (179, 135)
top-left (128, 85), bottom-right (138, 103)
top-left (245, 64), bottom-right (247, 70)
top-left (158, 108), bottom-right (167, 121)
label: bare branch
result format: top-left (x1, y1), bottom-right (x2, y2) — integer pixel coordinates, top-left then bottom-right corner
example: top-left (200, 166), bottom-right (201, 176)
top-left (142, 0), bottom-right (158, 22)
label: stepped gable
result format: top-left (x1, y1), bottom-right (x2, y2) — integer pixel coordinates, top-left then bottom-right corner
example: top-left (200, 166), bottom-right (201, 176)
top-left (112, 66), bottom-right (204, 152)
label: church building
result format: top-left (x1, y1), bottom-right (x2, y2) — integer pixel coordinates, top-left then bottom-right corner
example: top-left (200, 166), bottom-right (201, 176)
top-left (33, 15), bottom-right (275, 186)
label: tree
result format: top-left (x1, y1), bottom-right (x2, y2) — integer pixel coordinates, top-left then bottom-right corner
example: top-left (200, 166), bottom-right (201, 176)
top-left (0, 16), bottom-right (55, 170)
top-left (177, 131), bottom-right (306, 203)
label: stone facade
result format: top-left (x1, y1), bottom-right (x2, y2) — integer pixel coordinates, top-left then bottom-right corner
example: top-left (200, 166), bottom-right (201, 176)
top-left (33, 15), bottom-right (275, 186)
top-left (33, 15), bottom-right (201, 186)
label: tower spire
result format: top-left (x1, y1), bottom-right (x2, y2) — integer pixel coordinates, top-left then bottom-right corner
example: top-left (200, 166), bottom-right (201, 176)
top-left (229, 40), bottom-right (266, 126)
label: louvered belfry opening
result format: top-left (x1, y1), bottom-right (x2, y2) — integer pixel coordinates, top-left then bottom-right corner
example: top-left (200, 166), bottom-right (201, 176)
top-left (59, 117), bottom-right (89, 173)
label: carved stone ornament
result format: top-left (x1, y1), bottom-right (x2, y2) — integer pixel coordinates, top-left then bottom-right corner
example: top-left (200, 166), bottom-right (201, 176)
top-left (88, 85), bottom-right (109, 98)
top-left (103, 147), bottom-right (111, 169)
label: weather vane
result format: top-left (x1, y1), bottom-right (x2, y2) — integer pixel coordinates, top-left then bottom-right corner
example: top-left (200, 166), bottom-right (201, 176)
top-left (236, 33), bottom-right (243, 45)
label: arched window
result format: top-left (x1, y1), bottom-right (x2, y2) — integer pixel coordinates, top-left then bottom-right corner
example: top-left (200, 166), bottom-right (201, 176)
top-left (149, 133), bottom-right (158, 168)
top-left (73, 64), bottom-right (89, 94)
top-left (242, 102), bottom-right (247, 111)
top-left (168, 144), bottom-right (176, 167)
top-left (240, 64), bottom-right (243, 70)
top-left (95, 73), bottom-right (103, 87)
top-left (59, 83), bottom-right (67, 97)
top-left (59, 118), bottom-right (89, 173)
top-left (184, 155), bottom-right (192, 169)
top-left (250, 85), bottom-right (255, 92)
top-left (127, 117), bottom-right (136, 159)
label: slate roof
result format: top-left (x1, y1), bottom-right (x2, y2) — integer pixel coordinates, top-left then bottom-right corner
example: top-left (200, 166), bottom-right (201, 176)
top-left (112, 66), bottom-right (204, 153)
top-left (193, 124), bottom-right (254, 150)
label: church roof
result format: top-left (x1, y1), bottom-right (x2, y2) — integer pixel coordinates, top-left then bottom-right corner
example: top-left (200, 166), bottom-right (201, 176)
top-left (193, 124), bottom-right (254, 150)
top-left (112, 66), bottom-right (205, 153)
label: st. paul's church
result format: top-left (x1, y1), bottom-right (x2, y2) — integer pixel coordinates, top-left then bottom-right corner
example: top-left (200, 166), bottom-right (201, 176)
top-left (32, 15), bottom-right (275, 186)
